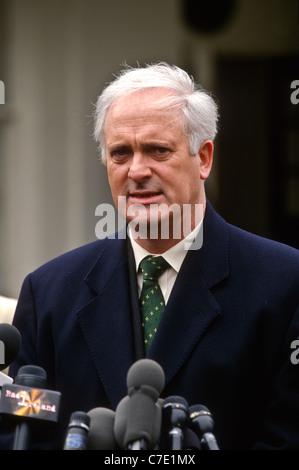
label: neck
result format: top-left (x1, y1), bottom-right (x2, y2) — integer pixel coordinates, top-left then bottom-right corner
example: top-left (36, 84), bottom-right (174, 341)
top-left (133, 235), bottom-right (183, 254)
top-left (130, 200), bottom-right (206, 254)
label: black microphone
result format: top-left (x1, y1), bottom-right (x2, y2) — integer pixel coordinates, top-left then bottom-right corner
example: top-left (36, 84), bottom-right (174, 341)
top-left (0, 365), bottom-right (61, 450)
top-left (0, 323), bottom-right (21, 371)
top-left (161, 395), bottom-right (189, 450)
top-left (189, 404), bottom-right (219, 450)
top-left (63, 411), bottom-right (90, 450)
top-left (0, 324), bottom-right (21, 395)
top-left (87, 407), bottom-right (118, 450)
top-left (118, 359), bottom-right (165, 450)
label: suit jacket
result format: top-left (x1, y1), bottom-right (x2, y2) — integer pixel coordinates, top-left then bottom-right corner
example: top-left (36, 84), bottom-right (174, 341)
top-left (1, 202), bottom-right (299, 449)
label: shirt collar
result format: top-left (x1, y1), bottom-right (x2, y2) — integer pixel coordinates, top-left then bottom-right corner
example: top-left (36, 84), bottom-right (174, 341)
top-left (128, 219), bottom-right (203, 274)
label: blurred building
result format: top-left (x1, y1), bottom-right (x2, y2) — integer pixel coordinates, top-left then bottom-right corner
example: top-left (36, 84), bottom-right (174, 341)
top-left (0, 0), bottom-right (298, 298)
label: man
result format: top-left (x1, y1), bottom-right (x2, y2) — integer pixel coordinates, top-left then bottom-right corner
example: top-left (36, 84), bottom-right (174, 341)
top-left (1, 63), bottom-right (299, 450)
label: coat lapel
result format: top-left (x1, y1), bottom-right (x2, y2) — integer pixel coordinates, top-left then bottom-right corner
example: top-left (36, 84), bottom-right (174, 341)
top-left (76, 236), bottom-right (136, 409)
top-left (75, 203), bottom-right (230, 406)
top-left (148, 202), bottom-right (229, 388)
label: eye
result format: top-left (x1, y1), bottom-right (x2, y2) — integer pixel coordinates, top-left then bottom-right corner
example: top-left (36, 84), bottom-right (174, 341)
top-left (109, 147), bottom-right (131, 162)
top-left (150, 146), bottom-right (171, 159)
top-left (112, 149), bottom-right (127, 157)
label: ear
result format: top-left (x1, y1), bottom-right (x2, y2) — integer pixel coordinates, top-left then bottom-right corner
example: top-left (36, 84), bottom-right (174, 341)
top-left (198, 140), bottom-right (213, 180)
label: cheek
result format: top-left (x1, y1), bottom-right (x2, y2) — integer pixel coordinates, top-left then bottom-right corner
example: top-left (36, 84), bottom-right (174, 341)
top-left (107, 166), bottom-right (125, 193)
top-left (107, 170), bottom-right (115, 192)
top-left (178, 175), bottom-right (202, 206)
top-left (166, 160), bottom-right (200, 197)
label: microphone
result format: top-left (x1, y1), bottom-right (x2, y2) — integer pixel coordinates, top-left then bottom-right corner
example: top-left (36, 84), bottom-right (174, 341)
top-left (161, 395), bottom-right (189, 450)
top-left (114, 394), bottom-right (162, 450)
top-left (183, 428), bottom-right (201, 450)
top-left (63, 411), bottom-right (90, 450)
top-left (189, 404), bottom-right (219, 450)
top-left (114, 396), bottom-right (130, 449)
top-left (0, 371), bottom-right (13, 390)
top-left (0, 323), bottom-right (21, 371)
top-left (117, 359), bottom-right (165, 450)
top-left (0, 324), bottom-right (21, 396)
top-left (0, 365), bottom-right (61, 450)
top-left (87, 407), bottom-right (118, 450)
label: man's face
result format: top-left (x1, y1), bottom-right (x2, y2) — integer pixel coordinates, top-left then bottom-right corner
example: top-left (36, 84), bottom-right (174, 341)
top-left (104, 88), bottom-right (213, 241)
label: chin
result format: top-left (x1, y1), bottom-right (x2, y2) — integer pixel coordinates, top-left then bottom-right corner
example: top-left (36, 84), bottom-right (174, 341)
top-left (128, 206), bottom-right (183, 242)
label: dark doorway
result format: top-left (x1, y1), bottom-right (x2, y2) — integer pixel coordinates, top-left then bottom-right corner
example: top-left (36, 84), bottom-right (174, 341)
top-left (215, 55), bottom-right (299, 249)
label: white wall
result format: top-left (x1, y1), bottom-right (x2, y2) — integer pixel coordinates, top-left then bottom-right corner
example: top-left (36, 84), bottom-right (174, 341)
top-left (0, 0), bottom-right (298, 298)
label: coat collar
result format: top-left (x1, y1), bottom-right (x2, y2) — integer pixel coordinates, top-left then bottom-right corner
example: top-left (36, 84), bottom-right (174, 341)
top-left (148, 201), bottom-right (229, 385)
top-left (76, 202), bottom-right (229, 408)
top-left (76, 235), bottom-right (136, 408)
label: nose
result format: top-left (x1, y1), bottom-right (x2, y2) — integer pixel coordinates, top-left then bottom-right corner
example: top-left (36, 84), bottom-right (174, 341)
top-left (128, 153), bottom-right (152, 182)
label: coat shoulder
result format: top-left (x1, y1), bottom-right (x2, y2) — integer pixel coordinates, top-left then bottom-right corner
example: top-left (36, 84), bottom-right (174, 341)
top-left (25, 236), bottom-right (126, 297)
top-left (227, 222), bottom-right (299, 284)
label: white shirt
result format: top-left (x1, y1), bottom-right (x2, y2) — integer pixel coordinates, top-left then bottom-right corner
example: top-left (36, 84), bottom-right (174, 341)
top-left (128, 219), bottom-right (203, 304)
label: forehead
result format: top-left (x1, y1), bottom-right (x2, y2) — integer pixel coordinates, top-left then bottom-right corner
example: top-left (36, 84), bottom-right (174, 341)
top-left (104, 88), bottom-right (183, 138)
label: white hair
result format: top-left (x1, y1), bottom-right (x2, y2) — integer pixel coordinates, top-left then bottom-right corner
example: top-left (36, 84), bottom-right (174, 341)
top-left (93, 62), bottom-right (219, 163)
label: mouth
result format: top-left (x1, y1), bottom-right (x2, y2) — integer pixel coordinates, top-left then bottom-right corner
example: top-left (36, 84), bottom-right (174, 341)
top-left (128, 191), bottom-right (164, 204)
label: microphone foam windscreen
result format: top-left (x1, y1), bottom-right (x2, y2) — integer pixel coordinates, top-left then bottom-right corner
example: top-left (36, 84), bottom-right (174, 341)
top-left (163, 395), bottom-right (189, 408)
top-left (114, 396), bottom-right (130, 448)
top-left (15, 365), bottom-right (47, 388)
top-left (126, 359), bottom-right (165, 394)
top-left (183, 428), bottom-right (201, 450)
top-left (87, 407), bottom-right (118, 450)
top-left (0, 323), bottom-right (21, 370)
top-left (124, 397), bottom-right (161, 449)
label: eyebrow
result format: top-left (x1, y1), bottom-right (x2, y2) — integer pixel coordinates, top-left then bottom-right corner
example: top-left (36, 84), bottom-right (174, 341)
top-left (107, 140), bottom-right (176, 152)
top-left (108, 144), bottom-right (131, 152)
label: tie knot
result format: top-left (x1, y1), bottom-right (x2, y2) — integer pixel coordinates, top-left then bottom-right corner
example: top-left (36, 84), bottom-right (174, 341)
top-left (140, 256), bottom-right (169, 282)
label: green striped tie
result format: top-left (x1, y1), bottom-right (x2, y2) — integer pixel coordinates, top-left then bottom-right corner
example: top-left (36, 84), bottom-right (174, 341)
top-left (139, 256), bottom-right (169, 354)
